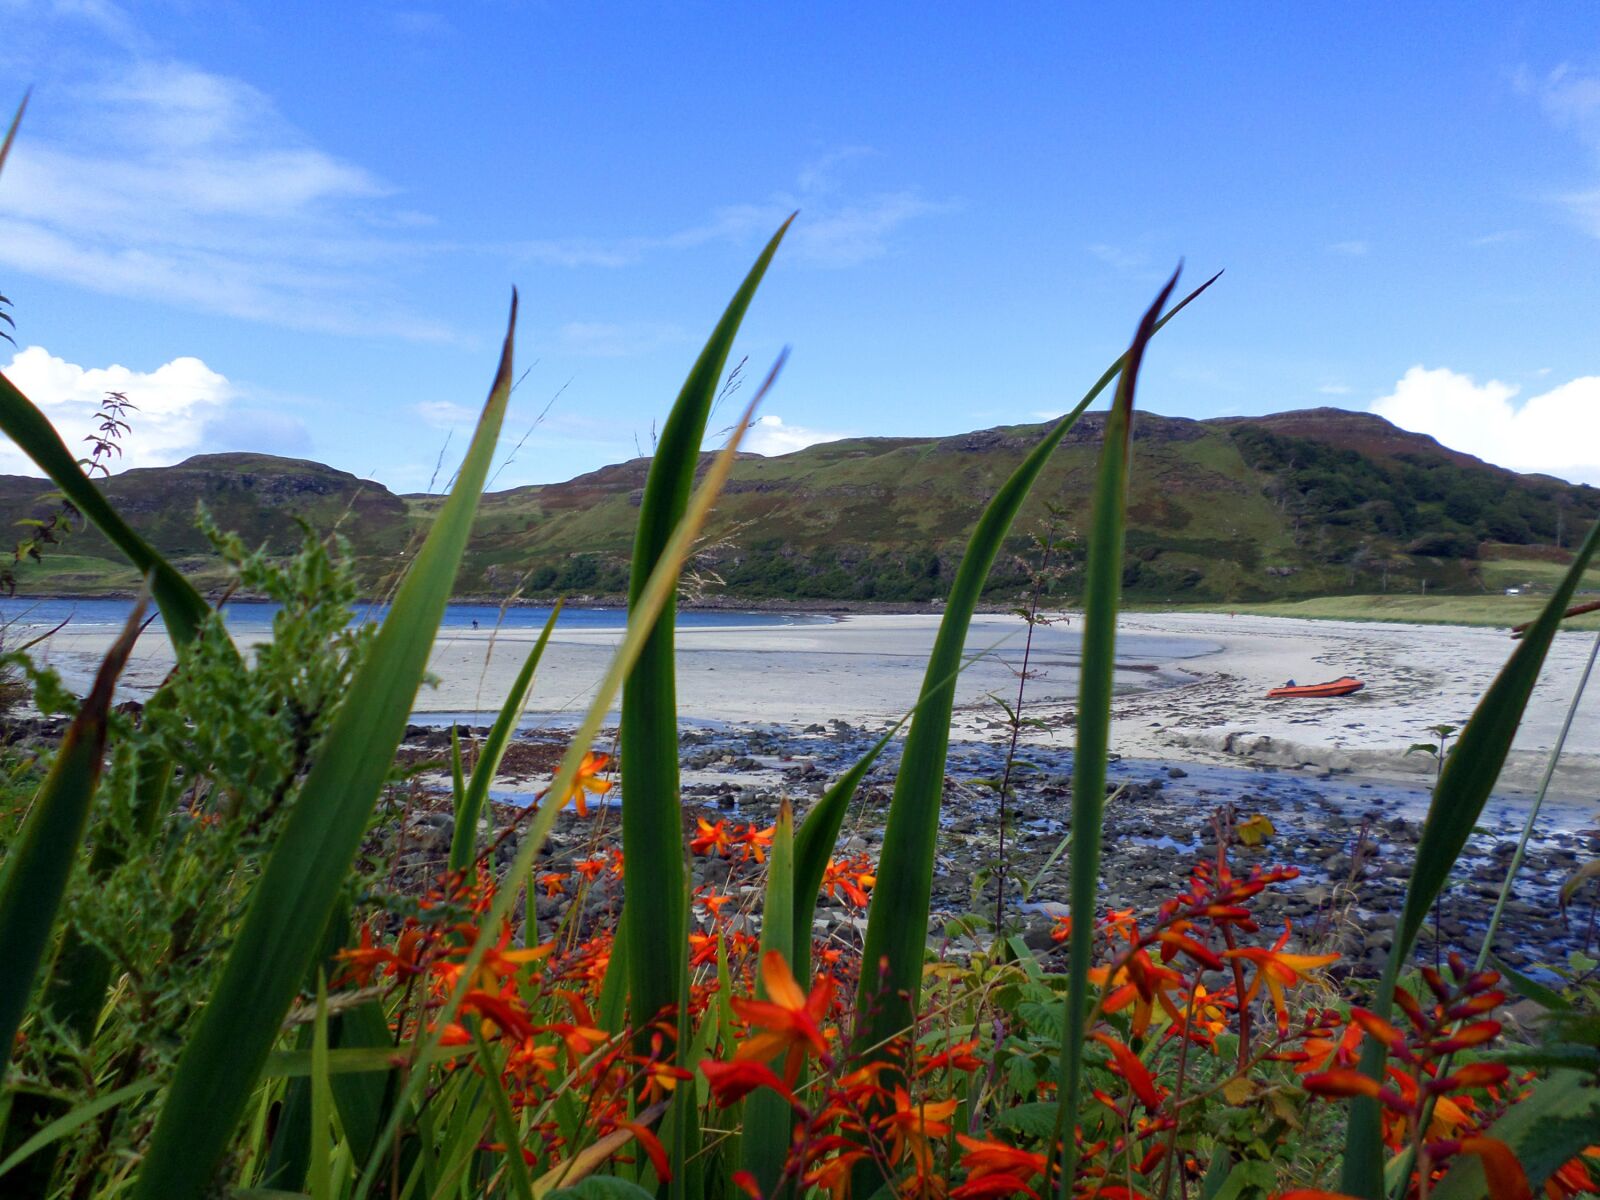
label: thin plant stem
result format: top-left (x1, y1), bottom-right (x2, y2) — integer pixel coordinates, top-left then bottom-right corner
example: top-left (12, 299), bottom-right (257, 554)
top-left (994, 522), bottom-right (1060, 935)
top-left (1476, 626), bottom-right (1600, 968)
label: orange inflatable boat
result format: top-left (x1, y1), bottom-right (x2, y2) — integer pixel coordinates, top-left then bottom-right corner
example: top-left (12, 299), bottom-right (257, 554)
top-left (1266, 676), bottom-right (1365, 699)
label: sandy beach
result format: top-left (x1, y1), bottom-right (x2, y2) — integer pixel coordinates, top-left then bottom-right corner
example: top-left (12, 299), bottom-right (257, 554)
top-left (28, 608), bottom-right (1600, 801)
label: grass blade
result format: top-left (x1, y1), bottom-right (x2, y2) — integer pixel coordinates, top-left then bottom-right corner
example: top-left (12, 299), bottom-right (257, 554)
top-left (742, 799), bottom-right (795, 1197)
top-left (0, 372), bottom-right (212, 645)
top-left (474, 1026), bottom-right (537, 1200)
top-left (352, 357), bottom-right (787, 1199)
top-left (1054, 270), bottom-right (1179, 1198)
top-left (131, 293), bottom-right (520, 1200)
top-left (0, 90), bottom-right (27, 177)
top-left (0, 591), bottom-right (146, 1060)
top-left (309, 973), bottom-right (333, 1200)
top-left (0, 1078), bottom-right (159, 1181)
top-left (450, 601), bottom-right (562, 870)
top-left (791, 718), bottom-right (905, 984)
top-left (851, 269), bottom-right (1217, 1063)
top-left (619, 218), bottom-right (791, 1042)
top-left (1338, 511), bottom-right (1600, 1199)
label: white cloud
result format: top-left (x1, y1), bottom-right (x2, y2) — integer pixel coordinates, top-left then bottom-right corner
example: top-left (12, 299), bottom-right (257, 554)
top-left (1327, 240), bottom-right (1369, 256)
top-left (1318, 382), bottom-right (1352, 396)
top-left (740, 414), bottom-right (848, 457)
top-left (1, 344), bottom-right (235, 473)
top-left (0, 51), bottom-right (452, 339)
top-left (1370, 365), bottom-right (1600, 484)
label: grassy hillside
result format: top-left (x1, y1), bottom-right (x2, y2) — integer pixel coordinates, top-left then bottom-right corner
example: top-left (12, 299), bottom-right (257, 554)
top-left (2, 410), bottom-right (1596, 605)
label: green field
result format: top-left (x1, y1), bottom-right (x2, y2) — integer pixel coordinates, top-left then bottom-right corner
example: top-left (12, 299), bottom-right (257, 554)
top-left (1171, 590), bottom-right (1600, 629)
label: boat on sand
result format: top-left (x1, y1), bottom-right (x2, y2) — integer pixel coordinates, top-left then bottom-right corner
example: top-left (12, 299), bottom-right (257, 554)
top-left (1266, 676), bottom-right (1365, 699)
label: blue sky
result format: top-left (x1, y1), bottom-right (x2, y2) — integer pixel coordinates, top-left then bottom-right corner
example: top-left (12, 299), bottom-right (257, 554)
top-left (2, 1), bottom-right (1599, 490)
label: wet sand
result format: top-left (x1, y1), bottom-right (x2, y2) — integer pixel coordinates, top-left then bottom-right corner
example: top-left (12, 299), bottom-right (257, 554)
top-left (28, 609), bottom-right (1600, 801)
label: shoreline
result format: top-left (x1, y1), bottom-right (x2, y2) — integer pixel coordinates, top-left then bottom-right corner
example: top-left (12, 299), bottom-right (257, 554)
top-left (16, 607), bottom-right (1600, 804)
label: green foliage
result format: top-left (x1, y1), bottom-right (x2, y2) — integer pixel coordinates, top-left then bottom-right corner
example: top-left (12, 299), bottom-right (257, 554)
top-left (618, 220), bottom-right (789, 1045)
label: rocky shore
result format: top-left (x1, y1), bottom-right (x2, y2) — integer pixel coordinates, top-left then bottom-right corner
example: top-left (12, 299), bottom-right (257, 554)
top-left (387, 718), bottom-right (1600, 981)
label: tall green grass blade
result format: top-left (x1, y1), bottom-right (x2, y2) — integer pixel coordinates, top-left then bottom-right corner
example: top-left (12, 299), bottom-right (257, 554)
top-left (791, 720), bottom-right (904, 984)
top-left (0, 375), bottom-right (212, 645)
top-left (474, 1027), bottom-right (536, 1200)
top-left (352, 359), bottom-right (786, 1199)
top-left (132, 293), bottom-right (520, 1200)
top-left (1054, 270), bottom-right (1179, 1198)
top-left (450, 602), bottom-right (562, 870)
top-left (450, 725), bottom-right (466, 810)
top-left (0, 91), bottom-right (27, 176)
top-left (597, 930), bottom-right (629, 1035)
top-left (851, 270), bottom-right (1217, 1061)
top-left (1338, 512), bottom-right (1600, 1199)
top-left (620, 218), bottom-right (791, 1040)
top-left (309, 973), bottom-right (333, 1200)
top-left (0, 1078), bottom-right (159, 1181)
top-left (0, 592), bottom-right (145, 1061)
top-left (742, 799), bottom-right (795, 1197)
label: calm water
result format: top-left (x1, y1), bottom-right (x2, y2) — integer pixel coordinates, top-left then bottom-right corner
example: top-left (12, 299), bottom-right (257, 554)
top-left (0, 597), bottom-right (829, 634)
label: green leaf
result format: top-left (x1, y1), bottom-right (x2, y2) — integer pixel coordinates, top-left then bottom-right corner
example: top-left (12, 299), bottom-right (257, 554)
top-left (1340, 512), bottom-right (1600, 1200)
top-left (1489, 954), bottom-right (1572, 1012)
top-left (450, 601), bottom-right (561, 870)
top-left (742, 799), bottom-right (795, 1197)
top-left (620, 218), bottom-right (791, 1041)
top-left (992, 1101), bottom-right (1062, 1140)
top-left (1431, 1070), bottom-right (1600, 1200)
top-left (474, 1026), bottom-right (536, 1200)
top-left (1055, 269), bottom-right (1181, 1199)
top-left (350, 349), bottom-right (789, 1200)
top-left (791, 716), bottom-right (905, 983)
top-left (851, 269), bottom-right (1217, 1073)
top-left (131, 294), bottom-right (520, 1200)
top-left (548, 1179), bottom-right (657, 1198)
top-left (0, 1077), bottom-right (160, 1182)
top-left (0, 374), bottom-right (212, 645)
top-left (0, 593), bottom-right (145, 1059)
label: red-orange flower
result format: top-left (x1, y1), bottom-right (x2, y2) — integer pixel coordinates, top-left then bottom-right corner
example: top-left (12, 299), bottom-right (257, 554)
top-left (690, 818), bottom-right (735, 857)
top-left (730, 951), bottom-right (835, 1084)
top-left (561, 750), bottom-right (614, 817)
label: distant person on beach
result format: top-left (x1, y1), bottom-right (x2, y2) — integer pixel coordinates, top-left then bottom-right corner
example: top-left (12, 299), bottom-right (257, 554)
top-left (471, 619), bottom-right (479, 630)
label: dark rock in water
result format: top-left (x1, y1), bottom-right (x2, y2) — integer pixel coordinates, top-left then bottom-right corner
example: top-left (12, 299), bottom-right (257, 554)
top-left (1167, 766), bottom-right (1187, 778)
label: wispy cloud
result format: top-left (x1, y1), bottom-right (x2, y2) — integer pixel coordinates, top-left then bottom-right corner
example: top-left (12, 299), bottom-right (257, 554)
top-left (1469, 228), bottom-right (1526, 246)
top-left (554, 320), bottom-right (685, 358)
top-left (514, 149), bottom-right (953, 271)
top-left (1317, 382), bottom-right (1352, 396)
top-left (1515, 63), bottom-right (1600, 239)
top-left (0, 31), bottom-right (455, 339)
top-left (1327, 240), bottom-right (1369, 257)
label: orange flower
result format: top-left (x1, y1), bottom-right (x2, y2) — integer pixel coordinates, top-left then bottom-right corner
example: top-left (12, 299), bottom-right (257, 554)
top-left (1224, 930), bottom-right (1338, 1033)
top-left (700, 1058), bottom-right (797, 1107)
top-left (690, 818), bottom-right (734, 857)
top-left (538, 872), bottom-right (568, 897)
top-left (562, 750), bottom-right (613, 817)
top-left (955, 1134), bottom-right (1047, 1188)
top-left (880, 1087), bottom-right (959, 1170)
top-left (731, 950), bottom-right (835, 1084)
top-left (735, 822), bottom-right (775, 864)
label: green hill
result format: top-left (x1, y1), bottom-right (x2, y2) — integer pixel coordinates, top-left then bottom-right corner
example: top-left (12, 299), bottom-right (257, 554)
top-left (2, 409), bottom-right (1596, 604)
